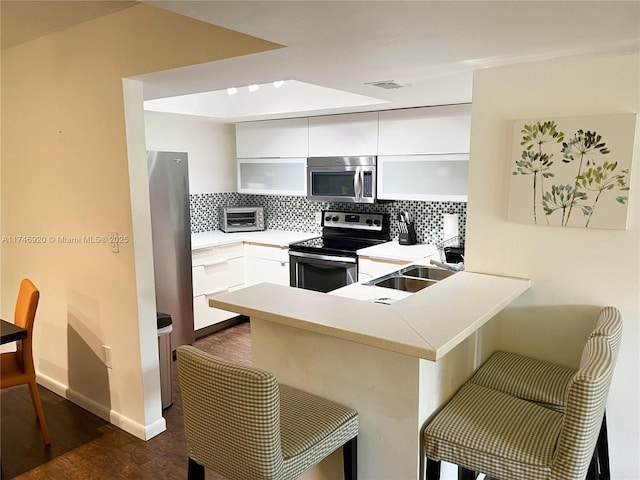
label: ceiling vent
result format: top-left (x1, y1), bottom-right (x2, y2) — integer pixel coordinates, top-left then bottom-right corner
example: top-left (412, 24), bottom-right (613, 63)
top-left (365, 80), bottom-right (411, 90)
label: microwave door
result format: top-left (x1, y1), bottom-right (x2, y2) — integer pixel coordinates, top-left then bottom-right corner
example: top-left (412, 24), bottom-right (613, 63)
top-left (310, 168), bottom-right (358, 201)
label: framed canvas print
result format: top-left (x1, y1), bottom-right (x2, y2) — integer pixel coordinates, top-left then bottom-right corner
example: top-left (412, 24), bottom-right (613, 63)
top-left (508, 113), bottom-right (636, 230)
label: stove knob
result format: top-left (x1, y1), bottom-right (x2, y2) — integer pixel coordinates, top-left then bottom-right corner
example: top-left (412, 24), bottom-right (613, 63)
top-left (325, 215), bottom-right (331, 222)
top-left (373, 219), bottom-right (381, 226)
top-left (332, 216), bottom-right (339, 222)
top-left (366, 219), bottom-right (372, 226)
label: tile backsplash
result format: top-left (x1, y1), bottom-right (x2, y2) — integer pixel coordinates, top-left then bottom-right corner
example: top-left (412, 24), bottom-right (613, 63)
top-left (190, 193), bottom-right (466, 245)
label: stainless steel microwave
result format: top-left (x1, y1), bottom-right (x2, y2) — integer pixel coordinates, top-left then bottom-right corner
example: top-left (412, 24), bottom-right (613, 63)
top-left (307, 156), bottom-right (376, 204)
top-left (220, 206), bottom-right (265, 232)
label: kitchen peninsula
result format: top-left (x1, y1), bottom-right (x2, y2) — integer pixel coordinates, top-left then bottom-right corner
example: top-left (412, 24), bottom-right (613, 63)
top-left (210, 270), bottom-right (530, 479)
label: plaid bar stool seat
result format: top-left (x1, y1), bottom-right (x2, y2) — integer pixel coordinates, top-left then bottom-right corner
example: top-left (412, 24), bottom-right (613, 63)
top-left (424, 335), bottom-right (616, 480)
top-left (176, 345), bottom-right (358, 480)
top-left (468, 306), bottom-right (622, 479)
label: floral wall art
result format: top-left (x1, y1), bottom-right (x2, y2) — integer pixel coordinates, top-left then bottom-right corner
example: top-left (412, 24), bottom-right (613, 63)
top-left (508, 113), bottom-right (637, 230)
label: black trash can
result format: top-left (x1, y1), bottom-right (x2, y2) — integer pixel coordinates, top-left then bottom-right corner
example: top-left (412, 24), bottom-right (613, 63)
top-left (156, 312), bottom-right (173, 410)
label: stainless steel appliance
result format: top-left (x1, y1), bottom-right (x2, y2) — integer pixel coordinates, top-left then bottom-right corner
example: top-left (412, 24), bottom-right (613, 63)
top-left (220, 206), bottom-right (265, 232)
top-left (148, 151), bottom-right (194, 351)
top-left (289, 210), bottom-right (390, 292)
top-left (307, 156), bottom-right (377, 203)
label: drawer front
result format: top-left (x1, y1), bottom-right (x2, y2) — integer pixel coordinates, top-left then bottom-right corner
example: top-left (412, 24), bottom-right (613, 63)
top-left (244, 243), bottom-right (289, 262)
top-left (193, 294), bottom-right (237, 330)
top-left (192, 257), bottom-right (244, 296)
top-left (192, 242), bottom-right (243, 267)
top-left (245, 257), bottom-right (289, 286)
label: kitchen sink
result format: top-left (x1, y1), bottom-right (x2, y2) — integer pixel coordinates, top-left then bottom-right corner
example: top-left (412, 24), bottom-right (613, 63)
top-left (372, 276), bottom-right (437, 293)
top-left (399, 266), bottom-right (456, 281)
top-left (366, 263), bottom-right (457, 293)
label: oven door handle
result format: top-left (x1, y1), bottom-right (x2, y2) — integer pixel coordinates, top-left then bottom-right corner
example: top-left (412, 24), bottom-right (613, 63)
top-left (289, 250), bottom-right (357, 264)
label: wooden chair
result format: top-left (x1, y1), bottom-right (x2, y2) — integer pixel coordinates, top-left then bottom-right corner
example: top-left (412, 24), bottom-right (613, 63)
top-left (424, 334), bottom-right (617, 480)
top-left (1, 279), bottom-right (51, 445)
top-left (176, 345), bottom-right (358, 480)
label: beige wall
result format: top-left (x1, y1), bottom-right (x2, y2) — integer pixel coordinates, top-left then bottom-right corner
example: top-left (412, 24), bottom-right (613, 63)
top-left (466, 52), bottom-right (639, 478)
top-left (0, 4), bottom-right (280, 438)
top-left (144, 112), bottom-right (237, 194)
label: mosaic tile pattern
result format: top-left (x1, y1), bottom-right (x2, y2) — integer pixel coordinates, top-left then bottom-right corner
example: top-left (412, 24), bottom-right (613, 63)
top-left (190, 193), bottom-right (467, 245)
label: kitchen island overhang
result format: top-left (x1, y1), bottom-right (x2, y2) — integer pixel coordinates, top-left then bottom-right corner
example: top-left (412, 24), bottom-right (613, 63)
top-left (208, 272), bottom-right (531, 480)
top-left (209, 271), bottom-right (531, 362)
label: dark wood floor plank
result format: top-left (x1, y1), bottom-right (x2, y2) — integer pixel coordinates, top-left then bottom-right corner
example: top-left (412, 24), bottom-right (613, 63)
top-left (1, 321), bottom-right (251, 479)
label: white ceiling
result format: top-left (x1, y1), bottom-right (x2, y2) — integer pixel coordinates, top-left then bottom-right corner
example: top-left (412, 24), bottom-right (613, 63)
top-left (137, 0), bottom-right (639, 122)
top-left (4, 1), bottom-right (639, 122)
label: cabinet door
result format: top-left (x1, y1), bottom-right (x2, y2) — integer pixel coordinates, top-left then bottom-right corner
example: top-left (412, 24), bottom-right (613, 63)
top-left (237, 158), bottom-right (307, 196)
top-left (378, 104), bottom-right (471, 155)
top-left (236, 118), bottom-right (309, 158)
top-left (377, 154), bottom-right (469, 202)
top-left (309, 112), bottom-right (379, 156)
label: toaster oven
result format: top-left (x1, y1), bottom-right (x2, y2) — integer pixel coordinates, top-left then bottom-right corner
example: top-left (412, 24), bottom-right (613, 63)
top-left (220, 206), bottom-right (265, 232)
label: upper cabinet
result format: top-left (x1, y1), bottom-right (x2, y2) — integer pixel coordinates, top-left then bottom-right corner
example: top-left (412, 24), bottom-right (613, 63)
top-left (378, 104), bottom-right (471, 155)
top-left (237, 158), bottom-right (307, 196)
top-left (236, 118), bottom-right (309, 158)
top-left (377, 154), bottom-right (469, 202)
top-left (234, 105), bottom-right (472, 198)
top-left (308, 112), bottom-right (378, 156)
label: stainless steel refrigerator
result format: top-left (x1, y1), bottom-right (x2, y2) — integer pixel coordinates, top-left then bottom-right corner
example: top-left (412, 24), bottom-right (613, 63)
top-left (148, 151), bottom-right (194, 351)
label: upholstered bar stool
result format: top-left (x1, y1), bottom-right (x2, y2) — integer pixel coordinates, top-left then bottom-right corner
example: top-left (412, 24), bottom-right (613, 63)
top-left (423, 335), bottom-right (616, 480)
top-left (468, 306), bottom-right (621, 479)
top-left (176, 345), bottom-right (359, 480)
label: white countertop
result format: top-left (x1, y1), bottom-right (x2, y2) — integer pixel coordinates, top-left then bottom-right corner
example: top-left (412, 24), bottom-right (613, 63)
top-left (357, 241), bottom-right (439, 262)
top-left (210, 271), bottom-right (531, 361)
top-left (191, 229), bottom-right (318, 250)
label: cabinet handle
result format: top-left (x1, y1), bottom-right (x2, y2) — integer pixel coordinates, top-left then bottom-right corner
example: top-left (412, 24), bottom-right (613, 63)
top-left (202, 259), bottom-right (229, 267)
top-left (203, 287), bottom-right (228, 296)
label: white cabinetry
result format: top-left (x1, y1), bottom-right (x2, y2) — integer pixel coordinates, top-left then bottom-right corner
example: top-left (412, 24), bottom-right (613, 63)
top-left (377, 154), bottom-right (469, 202)
top-left (244, 243), bottom-right (290, 286)
top-left (309, 112), bottom-right (379, 156)
top-left (191, 242), bottom-right (244, 330)
top-left (378, 104), bottom-right (471, 155)
top-left (377, 104), bottom-right (471, 201)
top-left (236, 118), bottom-right (308, 196)
top-left (237, 158), bottom-right (306, 195)
top-left (358, 257), bottom-right (410, 283)
top-left (235, 118), bottom-right (308, 158)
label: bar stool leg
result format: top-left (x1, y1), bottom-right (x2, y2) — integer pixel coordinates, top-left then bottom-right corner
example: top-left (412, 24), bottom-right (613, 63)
top-left (343, 436), bottom-right (357, 480)
top-left (597, 412), bottom-right (610, 480)
top-left (187, 458), bottom-right (204, 480)
top-left (458, 466), bottom-right (476, 480)
top-left (426, 458), bottom-right (441, 480)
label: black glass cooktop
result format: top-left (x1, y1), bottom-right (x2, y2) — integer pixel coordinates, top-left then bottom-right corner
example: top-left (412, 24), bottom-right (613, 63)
top-left (289, 235), bottom-right (387, 257)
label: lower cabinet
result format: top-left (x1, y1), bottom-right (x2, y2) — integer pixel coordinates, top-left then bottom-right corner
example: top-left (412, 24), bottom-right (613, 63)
top-left (191, 242), bottom-right (244, 330)
top-left (358, 257), bottom-right (409, 283)
top-left (244, 243), bottom-right (291, 286)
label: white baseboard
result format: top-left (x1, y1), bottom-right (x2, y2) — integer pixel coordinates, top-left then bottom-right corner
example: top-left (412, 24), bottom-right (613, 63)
top-left (36, 373), bottom-right (166, 441)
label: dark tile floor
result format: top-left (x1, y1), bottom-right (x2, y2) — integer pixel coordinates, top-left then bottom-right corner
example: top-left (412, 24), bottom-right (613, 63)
top-left (1, 321), bottom-right (251, 479)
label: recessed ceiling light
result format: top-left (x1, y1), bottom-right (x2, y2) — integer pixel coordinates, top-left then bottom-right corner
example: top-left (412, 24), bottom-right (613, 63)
top-left (227, 87), bottom-right (238, 96)
top-left (248, 84), bottom-right (260, 92)
top-left (365, 80), bottom-right (412, 90)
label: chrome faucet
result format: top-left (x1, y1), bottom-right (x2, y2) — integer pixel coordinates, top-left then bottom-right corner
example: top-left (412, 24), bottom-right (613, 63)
top-left (430, 259), bottom-right (465, 272)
